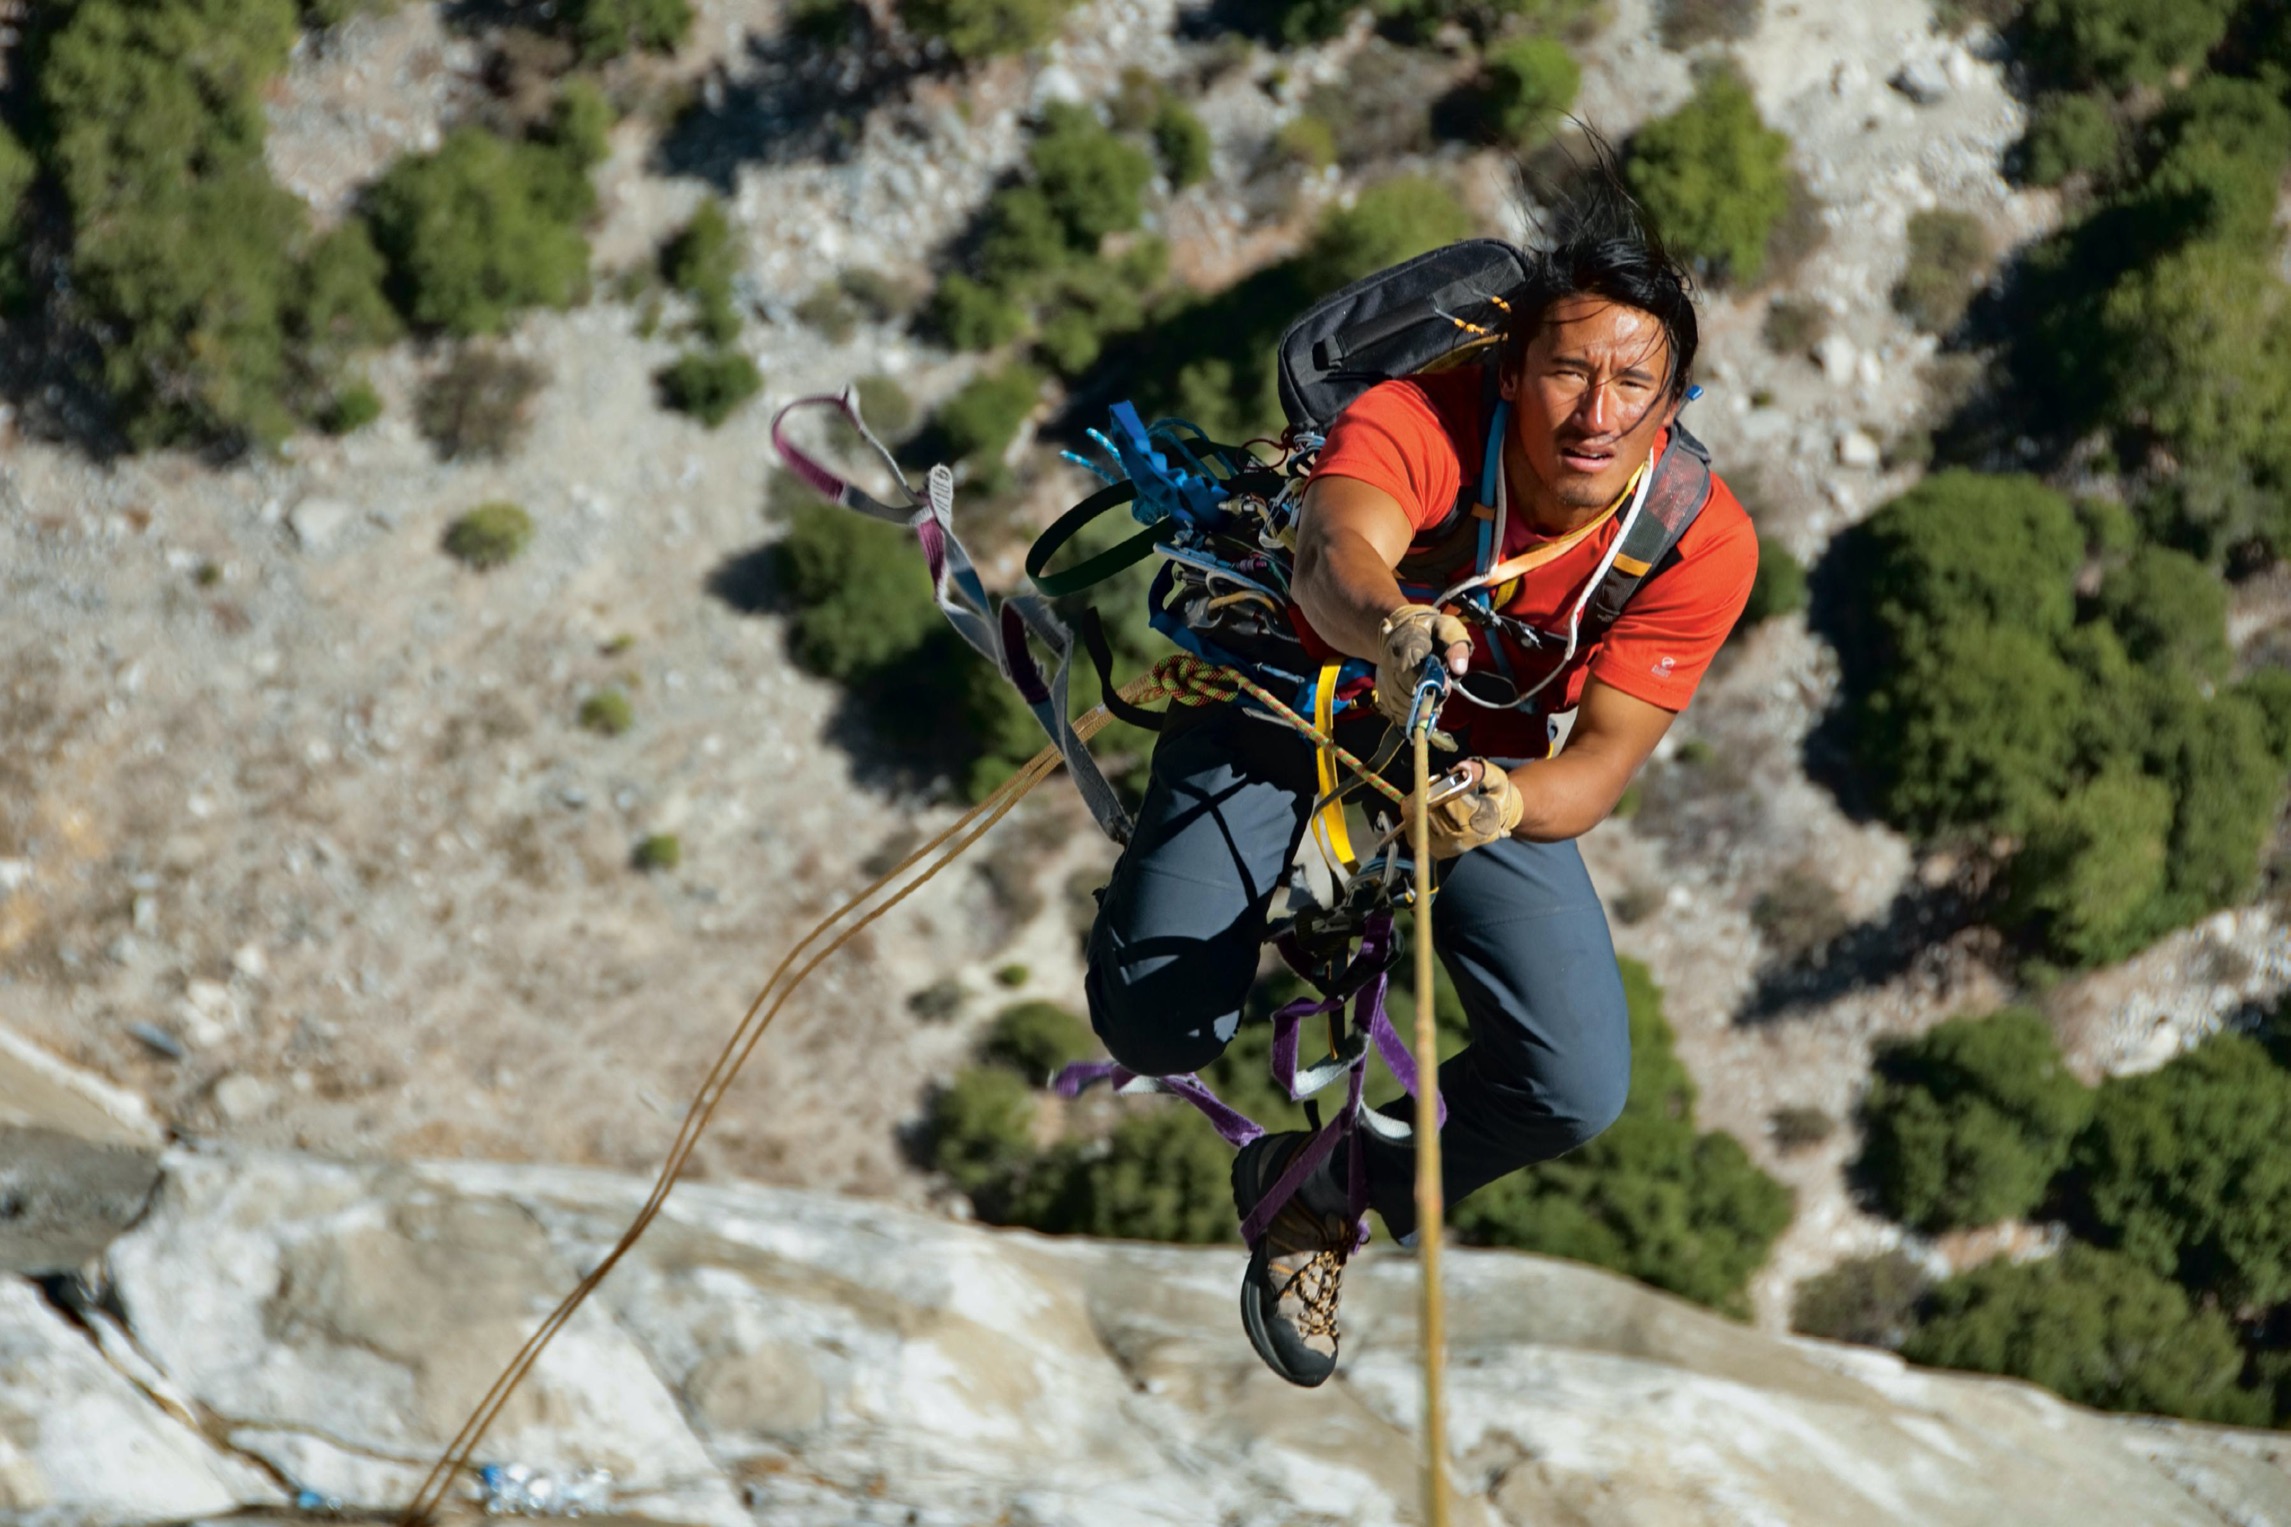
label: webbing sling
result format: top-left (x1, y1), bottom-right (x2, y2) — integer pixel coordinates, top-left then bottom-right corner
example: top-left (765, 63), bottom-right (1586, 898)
top-left (771, 389), bottom-right (1137, 843)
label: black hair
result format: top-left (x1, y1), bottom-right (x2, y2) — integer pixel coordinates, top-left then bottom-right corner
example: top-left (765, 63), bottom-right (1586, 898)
top-left (1503, 128), bottom-right (1700, 401)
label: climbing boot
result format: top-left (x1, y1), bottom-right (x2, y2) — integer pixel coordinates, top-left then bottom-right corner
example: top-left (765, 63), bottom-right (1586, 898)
top-left (1232, 1131), bottom-right (1353, 1388)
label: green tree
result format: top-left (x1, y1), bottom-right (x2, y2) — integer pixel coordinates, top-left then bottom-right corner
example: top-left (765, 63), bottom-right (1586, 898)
top-left (365, 126), bottom-right (596, 335)
top-left (1151, 101), bottom-right (1212, 189)
top-left (1297, 175), bottom-right (1475, 297)
top-left (979, 1000), bottom-right (1097, 1080)
top-left (0, 126), bottom-right (35, 243)
top-left (924, 1065), bottom-right (1042, 1211)
top-left (2071, 1033), bottom-right (2291, 1309)
top-left (1902, 1243), bottom-right (2269, 1424)
top-left (923, 363), bottom-right (1042, 494)
top-left (2017, 0), bottom-right (2241, 92)
top-left (2003, 768), bottom-right (2176, 967)
top-left (1475, 37), bottom-right (1582, 146)
top-left (2093, 545), bottom-right (2231, 682)
top-left (663, 198), bottom-right (743, 345)
top-left (1452, 959), bottom-right (1793, 1314)
top-left (2018, 92), bottom-right (2121, 187)
top-left (900, 0), bottom-right (1071, 59)
top-left (1856, 1010), bottom-right (2093, 1233)
top-left (1791, 1251), bottom-right (1930, 1348)
top-left (560, 0), bottom-right (693, 60)
top-left (2235, 666), bottom-right (2291, 767)
top-left (1029, 104), bottom-right (1154, 247)
top-left (655, 350), bottom-right (761, 426)
top-left (1892, 209), bottom-right (1989, 334)
top-left (774, 496), bottom-right (943, 681)
top-left (1625, 67), bottom-right (1794, 284)
top-left (1738, 535), bottom-right (1805, 626)
top-left (1060, 1106), bottom-right (1238, 1243)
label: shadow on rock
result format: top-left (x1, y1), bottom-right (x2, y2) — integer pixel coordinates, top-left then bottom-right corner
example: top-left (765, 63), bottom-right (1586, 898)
top-left (1734, 875), bottom-right (1993, 1026)
top-left (654, 33), bottom-right (936, 191)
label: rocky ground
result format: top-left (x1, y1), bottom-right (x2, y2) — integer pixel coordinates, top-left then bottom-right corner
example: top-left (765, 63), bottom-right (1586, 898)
top-left (11, 1123), bottom-right (2291, 1526)
top-left (3, 0), bottom-right (2289, 1368)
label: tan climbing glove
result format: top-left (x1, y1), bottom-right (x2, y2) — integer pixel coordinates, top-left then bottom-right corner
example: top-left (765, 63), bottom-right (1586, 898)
top-left (1375, 604), bottom-right (1472, 734)
top-left (1425, 760), bottom-right (1524, 860)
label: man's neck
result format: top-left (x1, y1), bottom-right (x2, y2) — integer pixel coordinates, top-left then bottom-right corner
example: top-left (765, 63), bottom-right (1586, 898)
top-left (1501, 431), bottom-right (1648, 538)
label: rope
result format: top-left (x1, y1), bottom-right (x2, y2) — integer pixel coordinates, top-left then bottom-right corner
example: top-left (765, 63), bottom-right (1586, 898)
top-left (1139, 653), bottom-right (1408, 810)
top-left (1409, 720), bottom-right (1452, 1527)
top-left (396, 716), bottom-right (1104, 1524)
top-left (400, 658), bottom-right (1446, 1523)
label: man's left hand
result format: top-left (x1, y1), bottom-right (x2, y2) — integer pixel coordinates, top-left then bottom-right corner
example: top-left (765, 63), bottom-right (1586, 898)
top-left (1425, 760), bottom-right (1524, 859)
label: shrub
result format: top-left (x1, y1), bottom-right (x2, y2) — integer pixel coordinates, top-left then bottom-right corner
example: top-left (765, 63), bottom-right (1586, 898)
top-left (1791, 1251), bottom-right (1928, 1347)
top-left (2235, 666), bottom-right (2291, 767)
top-left (663, 199), bottom-right (742, 345)
top-left (417, 346), bottom-right (548, 460)
top-left (2069, 1033), bottom-right (2291, 1309)
top-left (632, 833), bottom-right (682, 871)
top-left (925, 364), bottom-right (1042, 493)
top-left (656, 350), bottom-right (763, 426)
top-left (301, 0), bottom-right (401, 25)
top-left (31, 0), bottom-right (329, 445)
top-left (2019, 92), bottom-right (2121, 187)
top-left (442, 502), bottom-right (535, 569)
top-left (560, 0), bottom-right (694, 60)
top-left (1297, 175), bottom-right (1476, 298)
top-left (854, 375), bottom-right (917, 440)
top-left (2003, 767), bottom-right (2177, 966)
top-left (978, 1001), bottom-right (1096, 1080)
top-left (1760, 296), bottom-right (1827, 354)
top-left (993, 962), bottom-right (1030, 988)
top-left (1058, 1106), bottom-right (1238, 1243)
top-left (365, 126), bottom-right (596, 335)
top-left (1625, 68), bottom-right (1794, 284)
top-left (908, 979), bottom-right (968, 1022)
top-left (924, 1065), bottom-right (1040, 1207)
top-left (1659, 0), bottom-right (1759, 49)
top-left (1151, 101), bottom-right (1212, 189)
top-left (318, 380), bottom-right (383, 435)
top-left (1374, 0), bottom-right (1597, 44)
top-left (0, 126), bottom-right (32, 243)
top-left (926, 273), bottom-right (1026, 351)
top-left (578, 688), bottom-right (635, 736)
top-left (1469, 37), bottom-right (1581, 147)
top-left (1902, 1244), bottom-right (2270, 1424)
top-left (795, 282), bottom-right (859, 343)
top-left (900, 0), bottom-right (1072, 59)
top-left (1892, 209), bottom-right (1989, 334)
top-left (1030, 104), bottom-right (1154, 248)
top-left (775, 497), bottom-right (942, 680)
top-left (1854, 1009), bottom-right (2092, 1233)
top-left (1769, 1105), bottom-right (1836, 1153)
top-left (1275, 115), bottom-right (1339, 170)
top-left (1750, 864), bottom-right (1847, 963)
top-left (1739, 535), bottom-right (1806, 625)
top-left (292, 220), bottom-right (404, 364)
top-left (1452, 959), bottom-right (1793, 1313)
top-left (2093, 546), bottom-right (2231, 683)
top-left (2017, 0), bottom-right (2240, 92)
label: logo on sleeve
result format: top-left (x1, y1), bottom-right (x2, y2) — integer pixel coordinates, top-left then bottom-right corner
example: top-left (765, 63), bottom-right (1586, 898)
top-left (1652, 655), bottom-right (1678, 679)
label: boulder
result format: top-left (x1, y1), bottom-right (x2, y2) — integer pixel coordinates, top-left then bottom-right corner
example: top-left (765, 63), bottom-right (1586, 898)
top-left (0, 1023), bottom-right (163, 1275)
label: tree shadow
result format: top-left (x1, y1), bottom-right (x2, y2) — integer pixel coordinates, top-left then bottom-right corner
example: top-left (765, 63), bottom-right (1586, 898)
top-left (703, 544), bottom-right (790, 616)
top-left (652, 31), bottom-right (936, 191)
top-left (1733, 875), bottom-right (1995, 1026)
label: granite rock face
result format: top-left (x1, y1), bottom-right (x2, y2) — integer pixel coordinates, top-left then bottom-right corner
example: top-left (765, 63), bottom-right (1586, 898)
top-left (10, 1146), bottom-right (2291, 1526)
top-left (0, 1024), bottom-right (163, 1276)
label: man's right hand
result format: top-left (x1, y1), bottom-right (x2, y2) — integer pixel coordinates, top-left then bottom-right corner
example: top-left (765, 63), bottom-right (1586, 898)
top-left (1375, 604), bottom-right (1472, 732)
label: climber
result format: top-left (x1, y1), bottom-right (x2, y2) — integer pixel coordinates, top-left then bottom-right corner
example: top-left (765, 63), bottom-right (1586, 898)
top-left (1082, 167), bottom-right (1759, 1388)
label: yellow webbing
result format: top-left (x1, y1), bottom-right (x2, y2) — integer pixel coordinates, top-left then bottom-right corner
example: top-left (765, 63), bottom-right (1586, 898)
top-left (1310, 662), bottom-right (1357, 873)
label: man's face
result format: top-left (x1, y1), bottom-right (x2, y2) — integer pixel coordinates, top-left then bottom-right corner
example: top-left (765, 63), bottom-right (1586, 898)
top-left (1501, 296), bottom-right (1681, 514)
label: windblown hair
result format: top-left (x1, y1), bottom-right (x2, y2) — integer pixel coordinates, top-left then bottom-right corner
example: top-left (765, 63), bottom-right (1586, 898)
top-left (1504, 129), bottom-right (1700, 400)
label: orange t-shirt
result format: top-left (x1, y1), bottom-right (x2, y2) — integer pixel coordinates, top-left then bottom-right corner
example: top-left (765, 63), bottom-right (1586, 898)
top-left (1299, 368), bottom-right (1758, 759)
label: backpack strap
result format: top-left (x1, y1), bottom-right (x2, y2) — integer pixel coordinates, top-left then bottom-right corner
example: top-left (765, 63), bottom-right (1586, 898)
top-left (1392, 365), bottom-right (1503, 588)
top-left (1583, 422), bottom-right (1712, 630)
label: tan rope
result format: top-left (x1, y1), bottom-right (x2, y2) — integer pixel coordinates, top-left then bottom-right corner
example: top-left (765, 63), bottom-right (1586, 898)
top-left (397, 724), bottom-right (1094, 1523)
top-left (401, 656), bottom-right (1446, 1522)
top-left (1410, 720), bottom-right (1453, 1527)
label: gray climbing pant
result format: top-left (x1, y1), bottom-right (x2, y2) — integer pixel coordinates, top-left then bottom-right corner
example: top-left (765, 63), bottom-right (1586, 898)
top-left (1084, 700), bottom-right (1633, 1240)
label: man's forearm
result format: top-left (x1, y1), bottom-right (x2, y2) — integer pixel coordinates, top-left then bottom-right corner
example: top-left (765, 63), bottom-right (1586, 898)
top-left (1293, 522), bottom-right (1409, 662)
top-left (1505, 748), bottom-right (1637, 842)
